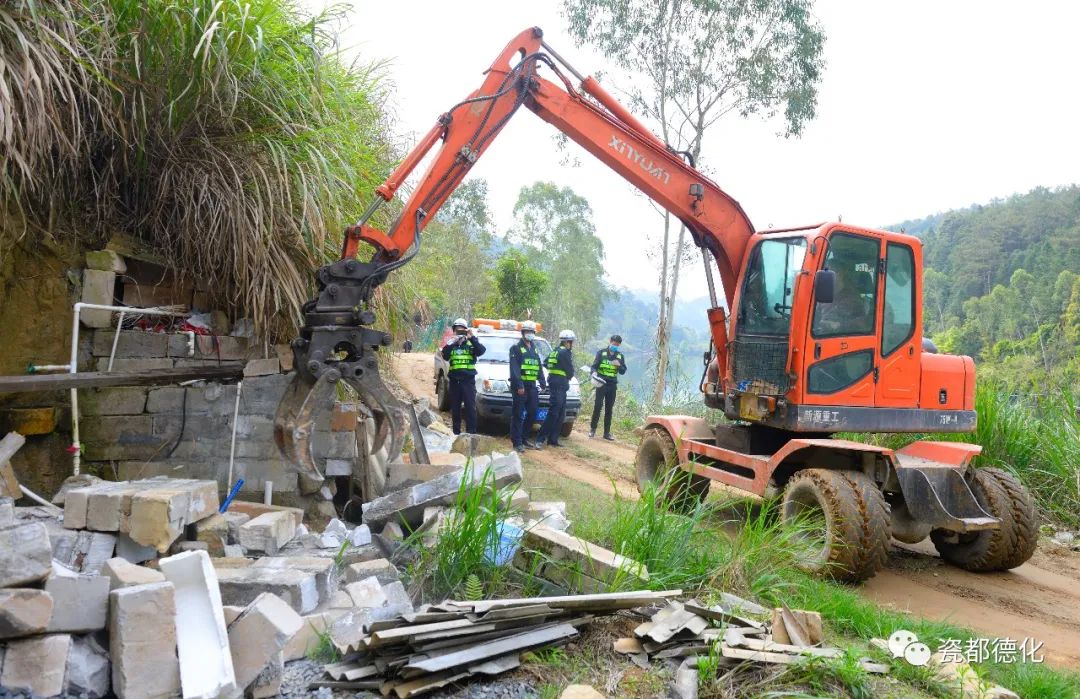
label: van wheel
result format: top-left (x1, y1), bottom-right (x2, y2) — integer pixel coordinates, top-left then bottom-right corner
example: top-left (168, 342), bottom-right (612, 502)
top-left (560, 421), bottom-right (574, 438)
top-left (436, 374), bottom-right (450, 411)
top-left (781, 468), bottom-right (891, 583)
top-left (634, 427), bottom-right (710, 513)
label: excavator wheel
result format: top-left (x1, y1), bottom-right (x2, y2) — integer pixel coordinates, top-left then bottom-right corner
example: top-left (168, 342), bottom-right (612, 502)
top-left (930, 467), bottom-right (1037, 571)
top-left (635, 427), bottom-right (710, 514)
top-left (781, 468), bottom-right (891, 583)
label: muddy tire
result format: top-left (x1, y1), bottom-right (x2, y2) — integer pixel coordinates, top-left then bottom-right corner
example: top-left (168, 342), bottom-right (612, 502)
top-left (931, 467), bottom-right (1037, 571)
top-left (436, 374), bottom-right (450, 411)
top-left (635, 427), bottom-right (710, 513)
top-left (560, 421), bottom-right (574, 438)
top-left (781, 469), bottom-right (891, 583)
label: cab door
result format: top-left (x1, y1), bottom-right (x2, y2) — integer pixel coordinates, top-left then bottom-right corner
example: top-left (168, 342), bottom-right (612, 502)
top-left (875, 241), bottom-right (920, 407)
top-left (802, 231), bottom-right (882, 407)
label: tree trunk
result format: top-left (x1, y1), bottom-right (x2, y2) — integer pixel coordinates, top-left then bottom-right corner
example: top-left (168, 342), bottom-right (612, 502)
top-left (653, 212), bottom-right (673, 404)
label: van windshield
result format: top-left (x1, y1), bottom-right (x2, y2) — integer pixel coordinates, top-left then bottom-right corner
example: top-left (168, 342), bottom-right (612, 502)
top-left (477, 335), bottom-right (552, 362)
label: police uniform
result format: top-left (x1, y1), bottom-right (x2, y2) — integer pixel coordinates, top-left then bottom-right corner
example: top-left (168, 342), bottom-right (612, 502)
top-left (509, 339), bottom-right (546, 448)
top-left (537, 344), bottom-right (573, 446)
top-left (590, 346), bottom-right (626, 437)
top-left (440, 334), bottom-right (486, 434)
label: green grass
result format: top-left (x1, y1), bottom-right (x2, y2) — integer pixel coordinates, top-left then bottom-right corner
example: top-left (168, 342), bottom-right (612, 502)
top-left (403, 462), bottom-right (521, 600)
top-left (852, 383), bottom-right (1080, 527)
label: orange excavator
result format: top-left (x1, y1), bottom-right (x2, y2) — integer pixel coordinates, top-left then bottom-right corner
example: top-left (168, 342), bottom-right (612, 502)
top-left (275, 28), bottom-right (1036, 582)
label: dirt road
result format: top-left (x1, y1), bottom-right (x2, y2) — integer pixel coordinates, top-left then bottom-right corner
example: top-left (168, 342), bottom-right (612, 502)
top-left (390, 351), bottom-right (1080, 668)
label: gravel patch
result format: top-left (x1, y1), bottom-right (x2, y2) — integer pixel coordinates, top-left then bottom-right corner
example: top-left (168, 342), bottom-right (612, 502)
top-left (278, 659), bottom-right (539, 698)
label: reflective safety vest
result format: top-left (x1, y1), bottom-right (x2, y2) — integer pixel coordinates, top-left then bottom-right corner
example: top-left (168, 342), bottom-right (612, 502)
top-left (517, 345), bottom-right (541, 382)
top-left (597, 350), bottom-right (620, 378)
top-left (449, 345), bottom-right (476, 372)
top-left (546, 349), bottom-right (566, 377)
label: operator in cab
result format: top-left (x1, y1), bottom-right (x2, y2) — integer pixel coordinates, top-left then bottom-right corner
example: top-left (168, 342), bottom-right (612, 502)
top-left (509, 320), bottom-right (546, 453)
top-left (441, 318), bottom-right (486, 435)
top-left (536, 329), bottom-right (576, 449)
top-left (590, 334), bottom-right (627, 441)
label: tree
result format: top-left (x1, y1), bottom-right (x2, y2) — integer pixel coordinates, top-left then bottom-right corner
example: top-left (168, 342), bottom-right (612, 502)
top-left (563, 0), bottom-right (826, 403)
top-left (494, 250), bottom-right (548, 319)
top-left (509, 182), bottom-right (611, 341)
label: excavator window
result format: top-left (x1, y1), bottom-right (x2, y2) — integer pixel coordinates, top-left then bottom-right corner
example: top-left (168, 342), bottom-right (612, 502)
top-left (812, 232), bottom-right (879, 338)
top-left (736, 237), bottom-right (807, 336)
top-left (882, 243), bottom-right (916, 356)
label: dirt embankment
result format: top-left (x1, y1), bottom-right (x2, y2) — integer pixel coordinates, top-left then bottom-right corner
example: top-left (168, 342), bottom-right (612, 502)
top-left (390, 351), bottom-right (1080, 669)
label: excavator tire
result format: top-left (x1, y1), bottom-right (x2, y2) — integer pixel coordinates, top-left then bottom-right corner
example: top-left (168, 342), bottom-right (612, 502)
top-left (635, 427), bottom-right (710, 514)
top-left (781, 468), bottom-right (891, 583)
top-left (931, 467), bottom-right (1036, 571)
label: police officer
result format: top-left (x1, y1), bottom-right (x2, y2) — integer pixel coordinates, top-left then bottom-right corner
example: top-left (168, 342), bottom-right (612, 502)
top-left (509, 320), bottom-right (546, 453)
top-left (590, 334), bottom-right (626, 440)
top-left (441, 318), bottom-right (486, 435)
top-left (536, 329), bottom-right (575, 448)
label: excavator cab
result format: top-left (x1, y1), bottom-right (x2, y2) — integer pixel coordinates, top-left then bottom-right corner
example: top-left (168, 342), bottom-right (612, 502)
top-left (720, 223), bottom-right (976, 433)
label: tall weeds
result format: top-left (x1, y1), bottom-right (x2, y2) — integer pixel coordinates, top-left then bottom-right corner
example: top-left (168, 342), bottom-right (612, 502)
top-left (1, 1), bottom-right (396, 337)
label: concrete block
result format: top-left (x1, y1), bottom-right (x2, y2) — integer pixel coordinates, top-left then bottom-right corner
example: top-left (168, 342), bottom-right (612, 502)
top-left (450, 432), bottom-right (506, 458)
top-left (232, 458), bottom-right (298, 494)
top-left (344, 558), bottom-right (399, 586)
top-left (223, 544), bottom-right (245, 557)
top-left (283, 611), bottom-right (345, 661)
top-left (79, 414), bottom-right (161, 461)
top-left (227, 593), bottom-right (303, 692)
top-left (251, 556), bottom-right (338, 605)
top-left (196, 335), bottom-right (252, 361)
top-left (215, 566), bottom-right (318, 614)
top-left (45, 575), bottom-right (111, 632)
top-left (115, 533), bottom-right (159, 563)
top-left (329, 404), bottom-right (359, 432)
top-left (275, 344), bottom-right (294, 372)
top-left (243, 358), bottom-right (281, 377)
top-left (146, 387), bottom-right (186, 414)
top-left (65, 634), bottom-right (111, 698)
top-left (362, 452), bottom-right (523, 527)
top-left (110, 582), bottom-right (181, 699)
top-left (81, 269), bottom-right (116, 327)
top-left (237, 374), bottom-right (293, 414)
top-left (221, 511), bottom-right (250, 544)
top-left (103, 557), bottom-right (167, 589)
top-left (91, 330), bottom-right (169, 358)
top-left (167, 333), bottom-right (196, 358)
top-left (0, 588), bottom-right (54, 639)
top-left (171, 540), bottom-right (209, 555)
top-left (238, 511), bottom-right (297, 554)
top-left (345, 577), bottom-right (387, 609)
top-left (0, 522), bottom-right (52, 587)
top-left (324, 458), bottom-right (353, 477)
top-left (250, 652), bottom-right (283, 698)
top-left (93, 357), bottom-right (173, 372)
top-left (380, 580), bottom-right (412, 612)
top-left (79, 386), bottom-right (149, 415)
top-left (194, 513), bottom-right (229, 556)
top-left (127, 479), bottom-right (219, 552)
top-left (312, 430), bottom-right (357, 459)
top-left (85, 481), bottom-right (144, 531)
top-left (160, 550), bottom-right (236, 699)
top-left (86, 249), bottom-right (127, 273)
top-left (0, 634), bottom-right (72, 696)
top-left (51, 529), bottom-right (117, 574)
top-left (519, 524), bottom-right (648, 585)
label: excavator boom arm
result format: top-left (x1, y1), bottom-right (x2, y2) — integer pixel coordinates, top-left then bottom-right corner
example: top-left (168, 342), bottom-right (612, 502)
top-left (349, 27), bottom-right (754, 308)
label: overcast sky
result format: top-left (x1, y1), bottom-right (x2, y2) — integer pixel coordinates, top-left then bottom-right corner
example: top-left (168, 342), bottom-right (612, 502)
top-left (303, 0), bottom-right (1080, 300)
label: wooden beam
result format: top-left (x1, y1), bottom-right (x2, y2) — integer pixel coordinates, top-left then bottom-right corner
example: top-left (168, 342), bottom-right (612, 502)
top-left (0, 365), bottom-right (244, 393)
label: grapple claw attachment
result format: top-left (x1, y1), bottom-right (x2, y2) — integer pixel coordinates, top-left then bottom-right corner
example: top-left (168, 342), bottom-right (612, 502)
top-left (273, 371), bottom-right (333, 482)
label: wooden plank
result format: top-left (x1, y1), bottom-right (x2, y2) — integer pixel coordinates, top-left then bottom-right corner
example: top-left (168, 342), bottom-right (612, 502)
top-left (0, 365), bottom-right (244, 393)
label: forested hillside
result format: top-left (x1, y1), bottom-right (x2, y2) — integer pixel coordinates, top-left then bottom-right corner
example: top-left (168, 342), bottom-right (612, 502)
top-left (889, 186), bottom-right (1080, 387)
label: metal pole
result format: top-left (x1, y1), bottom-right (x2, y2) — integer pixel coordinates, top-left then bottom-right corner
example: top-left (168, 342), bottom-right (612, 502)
top-left (226, 380), bottom-right (243, 490)
top-left (702, 248), bottom-right (719, 309)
